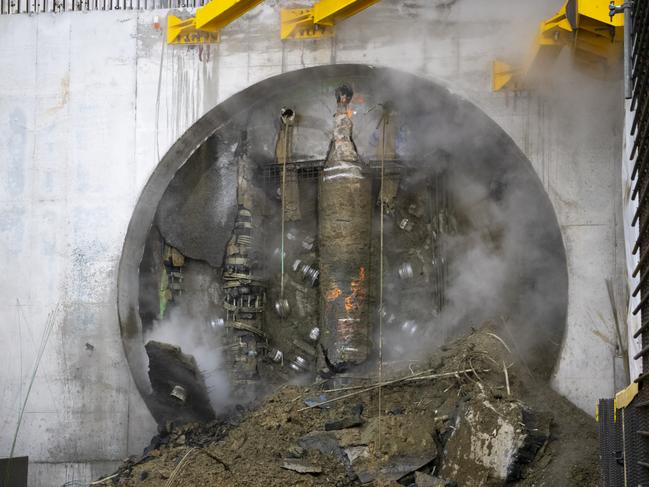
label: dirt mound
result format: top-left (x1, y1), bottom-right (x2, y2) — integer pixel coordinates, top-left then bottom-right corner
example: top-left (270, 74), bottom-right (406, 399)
top-left (96, 326), bottom-right (599, 486)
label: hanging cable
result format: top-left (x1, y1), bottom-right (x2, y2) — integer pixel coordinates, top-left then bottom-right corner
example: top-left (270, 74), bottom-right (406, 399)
top-left (279, 112), bottom-right (291, 304)
top-left (377, 108), bottom-right (389, 471)
top-left (7, 301), bottom-right (61, 487)
top-left (280, 131), bottom-right (287, 300)
top-left (274, 109), bottom-right (295, 320)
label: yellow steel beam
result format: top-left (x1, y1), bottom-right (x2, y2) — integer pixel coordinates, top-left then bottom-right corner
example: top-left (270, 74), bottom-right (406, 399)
top-left (280, 8), bottom-right (333, 40)
top-left (312, 0), bottom-right (380, 25)
top-left (281, 0), bottom-right (381, 40)
top-left (578, 0), bottom-right (624, 27)
top-left (492, 0), bottom-right (624, 92)
top-left (167, 0), bottom-right (263, 45)
top-left (196, 0), bottom-right (264, 31)
top-left (167, 15), bottom-right (220, 44)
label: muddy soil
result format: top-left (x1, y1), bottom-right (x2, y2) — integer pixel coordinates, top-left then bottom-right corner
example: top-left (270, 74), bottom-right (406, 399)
top-left (97, 327), bottom-right (600, 487)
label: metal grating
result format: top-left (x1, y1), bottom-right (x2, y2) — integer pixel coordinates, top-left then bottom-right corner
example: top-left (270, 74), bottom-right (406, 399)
top-left (635, 393), bottom-right (649, 485)
top-left (262, 158), bottom-right (404, 183)
top-left (631, 0), bottom-right (649, 373)
top-left (0, 0), bottom-right (206, 14)
top-left (598, 399), bottom-right (626, 487)
top-left (599, 399), bottom-right (614, 486)
top-left (263, 160), bottom-right (323, 183)
top-left (613, 405), bottom-right (625, 486)
top-left (626, 405), bottom-right (642, 487)
top-left (629, 0), bottom-right (649, 484)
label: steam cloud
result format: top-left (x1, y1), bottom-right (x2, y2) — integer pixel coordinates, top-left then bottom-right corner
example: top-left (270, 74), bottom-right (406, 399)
top-left (144, 306), bottom-right (231, 412)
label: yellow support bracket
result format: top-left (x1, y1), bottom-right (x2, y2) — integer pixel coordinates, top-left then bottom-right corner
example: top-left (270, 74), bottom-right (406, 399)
top-left (615, 382), bottom-right (639, 410)
top-left (492, 59), bottom-right (520, 92)
top-left (167, 15), bottom-right (220, 44)
top-left (492, 0), bottom-right (624, 92)
top-left (280, 8), bottom-right (333, 40)
top-left (167, 0), bottom-right (263, 45)
top-left (281, 0), bottom-right (381, 40)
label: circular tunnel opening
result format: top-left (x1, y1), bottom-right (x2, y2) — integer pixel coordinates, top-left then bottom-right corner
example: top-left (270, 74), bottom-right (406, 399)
top-left (117, 64), bottom-right (568, 424)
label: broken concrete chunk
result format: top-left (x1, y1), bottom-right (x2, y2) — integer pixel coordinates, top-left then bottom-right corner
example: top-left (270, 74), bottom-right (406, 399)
top-left (145, 340), bottom-right (216, 424)
top-left (439, 394), bottom-right (549, 486)
top-left (344, 446), bottom-right (370, 464)
top-left (354, 454), bottom-right (438, 484)
top-left (281, 459), bottom-right (322, 474)
top-left (414, 471), bottom-right (450, 487)
top-left (325, 415), bottom-right (364, 431)
top-left (286, 445), bottom-right (305, 459)
top-left (304, 394), bottom-right (331, 409)
top-left (298, 430), bottom-right (347, 463)
top-left (352, 416), bottom-right (437, 483)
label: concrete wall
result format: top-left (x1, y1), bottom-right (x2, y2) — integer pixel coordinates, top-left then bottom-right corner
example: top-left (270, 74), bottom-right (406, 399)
top-left (0, 1), bottom-right (626, 485)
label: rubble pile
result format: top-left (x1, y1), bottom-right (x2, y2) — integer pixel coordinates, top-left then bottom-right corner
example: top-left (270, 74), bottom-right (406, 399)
top-left (98, 327), bottom-right (599, 486)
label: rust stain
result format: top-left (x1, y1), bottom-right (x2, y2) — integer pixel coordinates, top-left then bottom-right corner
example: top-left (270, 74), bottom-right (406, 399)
top-left (592, 329), bottom-right (614, 347)
top-left (344, 295), bottom-right (354, 313)
top-left (326, 287), bottom-right (342, 301)
top-left (48, 74), bottom-right (70, 114)
top-left (344, 267), bottom-right (367, 314)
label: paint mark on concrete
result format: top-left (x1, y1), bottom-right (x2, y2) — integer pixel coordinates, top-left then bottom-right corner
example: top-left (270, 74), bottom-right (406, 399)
top-left (47, 74), bottom-right (70, 115)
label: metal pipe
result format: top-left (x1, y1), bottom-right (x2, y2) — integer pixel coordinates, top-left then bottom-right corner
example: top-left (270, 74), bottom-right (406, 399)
top-left (633, 314), bottom-right (649, 338)
top-left (625, 2), bottom-right (634, 98)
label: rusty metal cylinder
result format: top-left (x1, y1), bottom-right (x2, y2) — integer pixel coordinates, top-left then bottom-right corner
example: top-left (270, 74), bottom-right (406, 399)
top-left (319, 85), bottom-right (372, 368)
